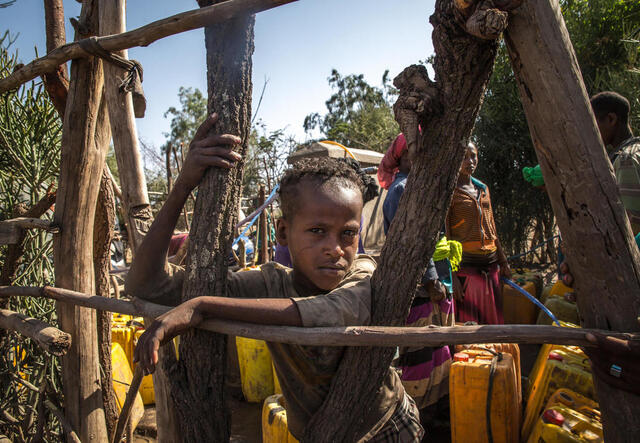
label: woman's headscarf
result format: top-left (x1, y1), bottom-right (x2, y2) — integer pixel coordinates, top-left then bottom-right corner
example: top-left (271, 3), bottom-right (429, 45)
top-left (377, 133), bottom-right (408, 190)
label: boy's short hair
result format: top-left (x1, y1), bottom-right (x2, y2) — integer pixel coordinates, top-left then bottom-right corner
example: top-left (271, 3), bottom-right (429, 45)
top-left (590, 91), bottom-right (630, 126)
top-left (279, 158), bottom-right (364, 220)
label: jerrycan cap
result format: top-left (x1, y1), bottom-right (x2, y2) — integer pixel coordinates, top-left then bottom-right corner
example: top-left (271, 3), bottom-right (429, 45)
top-left (542, 409), bottom-right (565, 426)
top-left (548, 351), bottom-right (564, 362)
top-left (453, 353), bottom-right (469, 362)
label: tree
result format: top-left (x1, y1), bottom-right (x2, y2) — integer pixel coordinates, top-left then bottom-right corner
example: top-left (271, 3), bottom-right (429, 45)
top-left (473, 0), bottom-right (640, 258)
top-left (304, 69), bottom-right (399, 152)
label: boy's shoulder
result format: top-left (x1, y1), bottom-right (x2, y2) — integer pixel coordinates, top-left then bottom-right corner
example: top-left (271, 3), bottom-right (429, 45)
top-left (348, 254), bottom-right (377, 277)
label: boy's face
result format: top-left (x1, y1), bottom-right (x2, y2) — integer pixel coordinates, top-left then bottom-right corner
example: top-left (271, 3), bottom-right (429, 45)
top-left (277, 179), bottom-right (363, 293)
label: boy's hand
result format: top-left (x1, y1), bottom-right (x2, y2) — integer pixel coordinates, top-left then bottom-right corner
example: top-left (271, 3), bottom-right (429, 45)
top-left (583, 332), bottom-right (640, 396)
top-left (559, 261), bottom-right (574, 287)
top-left (175, 113), bottom-right (242, 192)
top-left (134, 300), bottom-right (203, 375)
top-left (426, 279), bottom-right (446, 302)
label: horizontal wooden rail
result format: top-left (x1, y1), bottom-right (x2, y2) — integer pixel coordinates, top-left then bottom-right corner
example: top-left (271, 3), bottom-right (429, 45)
top-left (0, 0), bottom-right (297, 94)
top-left (0, 308), bottom-right (71, 355)
top-left (1, 285), bottom-right (638, 347)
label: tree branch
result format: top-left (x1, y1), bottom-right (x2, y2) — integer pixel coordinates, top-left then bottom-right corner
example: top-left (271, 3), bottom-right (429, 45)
top-left (0, 0), bottom-right (297, 94)
top-left (0, 308), bottom-right (71, 356)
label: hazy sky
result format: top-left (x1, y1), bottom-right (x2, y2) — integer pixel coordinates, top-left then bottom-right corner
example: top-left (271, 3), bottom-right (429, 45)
top-left (5, 0), bottom-right (436, 151)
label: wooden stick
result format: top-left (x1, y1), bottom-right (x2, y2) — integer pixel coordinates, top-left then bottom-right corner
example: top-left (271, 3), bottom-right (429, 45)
top-left (0, 308), bottom-right (71, 356)
top-left (1, 285), bottom-right (638, 347)
top-left (0, 0), bottom-right (297, 94)
top-left (111, 365), bottom-right (143, 443)
top-left (0, 217), bottom-right (59, 245)
top-left (44, 399), bottom-right (82, 443)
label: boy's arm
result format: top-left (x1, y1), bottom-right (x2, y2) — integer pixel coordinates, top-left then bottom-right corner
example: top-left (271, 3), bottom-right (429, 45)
top-left (125, 114), bottom-right (242, 299)
top-left (135, 296), bottom-right (302, 374)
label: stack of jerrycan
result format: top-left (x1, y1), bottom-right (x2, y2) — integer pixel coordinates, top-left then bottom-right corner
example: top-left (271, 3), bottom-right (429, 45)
top-left (262, 394), bottom-right (299, 443)
top-left (537, 280), bottom-right (580, 325)
top-left (450, 348), bottom-right (521, 443)
top-left (502, 271), bottom-right (543, 324)
top-left (522, 338), bottom-right (596, 440)
top-left (527, 389), bottom-right (603, 443)
top-left (111, 314), bottom-right (155, 405)
top-left (236, 336), bottom-right (276, 402)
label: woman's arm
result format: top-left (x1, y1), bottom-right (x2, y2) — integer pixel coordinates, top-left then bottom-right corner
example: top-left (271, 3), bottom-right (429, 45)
top-left (125, 114), bottom-right (242, 298)
top-left (134, 296), bottom-right (302, 374)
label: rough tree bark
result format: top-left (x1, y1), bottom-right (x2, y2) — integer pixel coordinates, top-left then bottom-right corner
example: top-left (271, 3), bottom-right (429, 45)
top-left (52, 0), bottom-right (109, 440)
top-left (303, 0), bottom-right (508, 440)
top-left (94, 168), bottom-right (119, 437)
top-left (503, 0), bottom-right (640, 439)
top-left (42, 0), bottom-right (69, 117)
top-left (99, 0), bottom-right (152, 253)
top-left (163, 1), bottom-right (254, 441)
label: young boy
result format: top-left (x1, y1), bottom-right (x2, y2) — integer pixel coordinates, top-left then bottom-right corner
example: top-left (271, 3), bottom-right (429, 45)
top-left (128, 114), bottom-right (423, 442)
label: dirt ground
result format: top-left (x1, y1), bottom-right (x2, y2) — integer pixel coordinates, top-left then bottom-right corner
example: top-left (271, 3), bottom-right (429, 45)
top-left (134, 396), bottom-right (263, 443)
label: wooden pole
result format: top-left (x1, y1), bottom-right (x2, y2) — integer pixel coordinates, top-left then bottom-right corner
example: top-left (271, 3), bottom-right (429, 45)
top-left (100, 0), bottom-right (152, 253)
top-left (52, 0), bottom-right (109, 439)
top-left (42, 0), bottom-right (69, 117)
top-left (162, 2), bottom-right (254, 439)
top-left (258, 184), bottom-right (268, 264)
top-left (110, 366), bottom-right (144, 443)
top-left (0, 0), bottom-right (298, 94)
top-left (3, 285), bottom-right (639, 348)
top-left (0, 308), bottom-right (71, 355)
top-left (503, 1), bottom-right (640, 439)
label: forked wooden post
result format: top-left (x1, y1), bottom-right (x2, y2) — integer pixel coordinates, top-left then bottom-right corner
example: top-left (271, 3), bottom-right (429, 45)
top-left (100, 0), bottom-right (152, 253)
top-left (504, 0), bottom-right (640, 439)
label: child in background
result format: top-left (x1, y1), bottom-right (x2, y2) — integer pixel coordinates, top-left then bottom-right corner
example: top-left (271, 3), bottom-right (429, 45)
top-left (128, 114), bottom-right (423, 442)
top-left (447, 141), bottom-right (511, 324)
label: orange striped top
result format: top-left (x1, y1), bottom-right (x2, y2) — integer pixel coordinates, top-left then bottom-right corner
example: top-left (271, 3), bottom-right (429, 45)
top-left (446, 180), bottom-right (498, 255)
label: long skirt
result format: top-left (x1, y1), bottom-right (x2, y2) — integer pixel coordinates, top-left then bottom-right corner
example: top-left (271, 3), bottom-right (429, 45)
top-left (398, 288), bottom-right (455, 409)
top-left (454, 263), bottom-right (503, 325)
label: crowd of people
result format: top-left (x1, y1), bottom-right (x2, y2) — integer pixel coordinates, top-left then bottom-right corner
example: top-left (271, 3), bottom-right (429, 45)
top-left (127, 91), bottom-right (640, 442)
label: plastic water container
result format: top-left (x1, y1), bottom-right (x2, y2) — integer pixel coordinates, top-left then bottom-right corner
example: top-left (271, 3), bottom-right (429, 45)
top-left (502, 280), bottom-right (539, 324)
top-left (262, 394), bottom-right (299, 443)
top-left (522, 350), bottom-right (595, 441)
top-left (454, 343), bottom-right (522, 404)
top-left (236, 336), bottom-right (275, 403)
top-left (450, 350), bottom-right (520, 443)
top-left (544, 388), bottom-right (600, 422)
top-left (526, 404), bottom-right (603, 443)
top-left (111, 343), bottom-right (144, 430)
top-left (537, 294), bottom-right (580, 326)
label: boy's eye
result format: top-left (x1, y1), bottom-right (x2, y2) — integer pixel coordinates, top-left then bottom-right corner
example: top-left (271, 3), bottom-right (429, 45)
top-left (343, 230), bottom-right (357, 238)
top-left (309, 227), bottom-right (324, 234)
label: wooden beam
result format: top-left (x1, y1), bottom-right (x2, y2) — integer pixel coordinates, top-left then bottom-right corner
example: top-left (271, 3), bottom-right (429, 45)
top-left (110, 366), bottom-right (143, 443)
top-left (2, 285), bottom-right (638, 348)
top-left (0, 0), bottom-right (298, 94)
top-left (0, 308), bottom-right (71, 356)
top-left (504, 1), bottom-right (640, 440)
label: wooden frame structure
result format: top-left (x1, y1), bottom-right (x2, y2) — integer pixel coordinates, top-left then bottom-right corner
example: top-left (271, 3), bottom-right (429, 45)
top-left (1, 0), bottom-right (639, 441)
